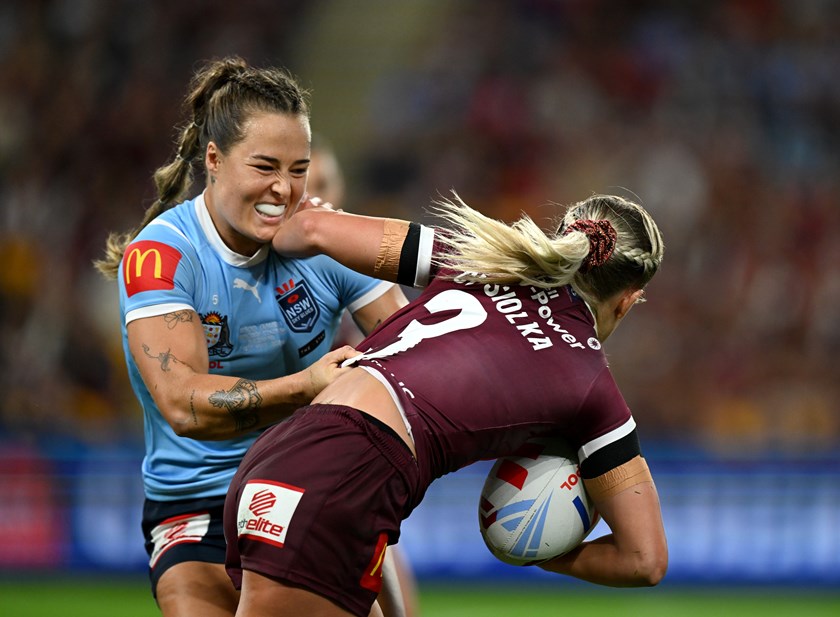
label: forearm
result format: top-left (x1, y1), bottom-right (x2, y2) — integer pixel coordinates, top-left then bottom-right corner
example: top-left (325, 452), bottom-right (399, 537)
top-left (539, 473), bottom-right (668, 587)
top-left (539, 534), bottom-right (661, 587)
top-left (274, 209), bottom-right (400, 278)
top-left (130, 313), bottom-right (334, 440)
top-left (154, 369), bottom-right (316, 441)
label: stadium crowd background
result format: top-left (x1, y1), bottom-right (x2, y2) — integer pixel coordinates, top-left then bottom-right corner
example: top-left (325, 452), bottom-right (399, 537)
top-left (2, 0), bottom-right (837, 459)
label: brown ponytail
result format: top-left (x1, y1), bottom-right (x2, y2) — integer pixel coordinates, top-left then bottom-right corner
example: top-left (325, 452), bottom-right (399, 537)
top-left (94, 56), bottom-right (309, 279)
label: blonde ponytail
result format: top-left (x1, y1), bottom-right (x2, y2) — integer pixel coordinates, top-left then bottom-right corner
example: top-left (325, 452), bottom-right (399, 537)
top-left (431, 193), bottom-right (590, 289)
top-left (431, 192), bottom-right (664, 304)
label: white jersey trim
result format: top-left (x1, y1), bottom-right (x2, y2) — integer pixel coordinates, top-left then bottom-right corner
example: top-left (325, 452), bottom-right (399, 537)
top-left (195, 192), bottom-right (269, 267)
top-left (358, 365), bottom-right (415, 446)
top-left (346, 280), bottom-right (394, 314)
top-left (414, 225), bottom-right (435, 287)
top-left (126, 302), bottom-right (194, 325)
top-left (577, 416), bottom-right (637, 463)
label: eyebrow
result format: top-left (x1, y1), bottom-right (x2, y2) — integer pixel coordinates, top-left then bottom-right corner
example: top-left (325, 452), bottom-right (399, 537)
top-left (250, 154), bottom-right (311, 166)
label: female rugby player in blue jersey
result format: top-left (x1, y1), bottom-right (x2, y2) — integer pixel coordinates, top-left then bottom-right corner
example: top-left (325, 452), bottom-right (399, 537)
top-left (223, 193), bottom-right (669, 616)
top-left (95, 57), bottom-right (408, 617)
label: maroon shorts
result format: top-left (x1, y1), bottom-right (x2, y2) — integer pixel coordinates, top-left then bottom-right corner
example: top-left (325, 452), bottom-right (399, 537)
top-left (224, 404), bottom-right (420, 617)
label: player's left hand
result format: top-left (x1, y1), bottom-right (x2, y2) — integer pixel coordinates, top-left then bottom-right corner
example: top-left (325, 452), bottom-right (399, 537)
top-left (292, 194), bottom-right (341, 217)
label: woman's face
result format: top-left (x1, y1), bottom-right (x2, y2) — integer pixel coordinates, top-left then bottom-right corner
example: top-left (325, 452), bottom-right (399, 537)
top-left (204, 110), bottom-right (311, 256)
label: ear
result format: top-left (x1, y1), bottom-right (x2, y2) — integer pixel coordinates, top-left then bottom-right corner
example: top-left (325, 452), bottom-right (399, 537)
top-left (205, 141), bottom-right (221, 173)
top-left (615, 288), bottom-right (644, 320)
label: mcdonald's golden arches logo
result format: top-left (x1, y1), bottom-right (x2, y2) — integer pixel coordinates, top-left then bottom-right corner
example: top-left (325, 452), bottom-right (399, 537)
top-left (359, 532), bottom-right (388, 593)
top-left (123, 240), bottom-right (182, 297)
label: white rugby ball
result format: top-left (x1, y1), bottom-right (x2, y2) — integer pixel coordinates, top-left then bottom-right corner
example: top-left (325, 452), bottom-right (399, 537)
top-left (479, 438), bottom-right (599, 566)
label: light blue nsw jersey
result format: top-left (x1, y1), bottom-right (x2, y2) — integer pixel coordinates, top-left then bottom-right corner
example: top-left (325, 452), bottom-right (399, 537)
top-left (118, 194), bottom-right (390, 501)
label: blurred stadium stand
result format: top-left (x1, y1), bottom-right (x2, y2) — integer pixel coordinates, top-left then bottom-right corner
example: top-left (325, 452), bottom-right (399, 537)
top-left (1, 447), bottom-right (838, 586)
top-left (1, 0), bottom-right (838, 585)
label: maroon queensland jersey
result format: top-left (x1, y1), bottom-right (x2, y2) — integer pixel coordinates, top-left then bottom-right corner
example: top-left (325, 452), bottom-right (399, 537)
top-left (353, 230), bottom-right (635, 490)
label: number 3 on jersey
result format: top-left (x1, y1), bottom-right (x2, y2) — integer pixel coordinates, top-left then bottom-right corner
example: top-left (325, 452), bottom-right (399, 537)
top-left (352, 289), bottom-right (487, 363)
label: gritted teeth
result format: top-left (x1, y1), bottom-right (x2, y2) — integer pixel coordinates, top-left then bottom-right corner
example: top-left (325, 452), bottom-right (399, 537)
top-left (255, 203), bottom-right (286, 217)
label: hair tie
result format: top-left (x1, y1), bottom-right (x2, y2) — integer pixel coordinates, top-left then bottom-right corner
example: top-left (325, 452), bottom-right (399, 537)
top-left (563, 219), bottom-right (617, 272)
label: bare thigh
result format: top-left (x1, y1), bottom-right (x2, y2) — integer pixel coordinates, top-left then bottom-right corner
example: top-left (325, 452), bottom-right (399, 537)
top-left (156, 561), bottom-right (239, 617)
top-left (236, 569), bottom-right (361, 617)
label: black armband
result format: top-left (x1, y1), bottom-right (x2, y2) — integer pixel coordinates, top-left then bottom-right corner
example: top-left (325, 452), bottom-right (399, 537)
top-left (395, 223), bottom-right (421, 286)
top-left (579, 428), bottom-right (641, 479)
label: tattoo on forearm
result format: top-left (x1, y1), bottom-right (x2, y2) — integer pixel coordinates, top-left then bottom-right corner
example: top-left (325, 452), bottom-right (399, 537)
top-left (141, 344), bottom-right (193, 372)
top-left (208, 379), bottom-right (261, 432)
top-left (164, 311), bottom-right (194, 330)
top-left (189, 390), bottom-right (198, 425)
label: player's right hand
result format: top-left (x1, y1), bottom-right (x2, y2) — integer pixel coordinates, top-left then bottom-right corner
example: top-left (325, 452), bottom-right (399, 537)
top-left (305, 345), bottom-right (360, 397)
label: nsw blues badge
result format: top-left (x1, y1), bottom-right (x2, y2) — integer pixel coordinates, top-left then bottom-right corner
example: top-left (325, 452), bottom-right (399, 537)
top-left (275, 279), bottom-right (320, 333)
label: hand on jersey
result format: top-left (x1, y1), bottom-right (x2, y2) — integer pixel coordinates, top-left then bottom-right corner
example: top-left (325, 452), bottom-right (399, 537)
top-left (304, 345), bottom-right (361, 399)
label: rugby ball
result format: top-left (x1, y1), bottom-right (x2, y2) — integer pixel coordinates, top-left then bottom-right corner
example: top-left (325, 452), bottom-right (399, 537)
top-left (479, 438), bottom-right (599, 566)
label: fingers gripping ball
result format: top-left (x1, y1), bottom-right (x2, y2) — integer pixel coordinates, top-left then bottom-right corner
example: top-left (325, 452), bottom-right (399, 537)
top-left (479, 438), bottom-right (599, 566)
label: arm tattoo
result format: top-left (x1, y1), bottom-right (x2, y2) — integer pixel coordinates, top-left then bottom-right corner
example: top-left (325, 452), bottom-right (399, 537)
top-left (164, 311), bottom-right (193, 330)
top-left (189, 390), bottom-right (198, 425)
top-left (141, 344), bottom-right (193, 372)
top-left (208, 379), bottom-right (261, 432)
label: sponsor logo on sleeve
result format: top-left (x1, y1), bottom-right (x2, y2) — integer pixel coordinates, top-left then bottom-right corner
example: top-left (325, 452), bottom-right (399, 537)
top-left (123, 240), bottom-right (182, 297)
top-left (237, 480), bottom-right (305, 548)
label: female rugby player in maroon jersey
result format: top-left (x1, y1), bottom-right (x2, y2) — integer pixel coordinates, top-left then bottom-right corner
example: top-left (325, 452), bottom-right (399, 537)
top-left (224, 193), bottom-right (668, 617)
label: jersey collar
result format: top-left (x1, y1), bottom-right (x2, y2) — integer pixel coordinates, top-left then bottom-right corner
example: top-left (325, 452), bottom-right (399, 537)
top-left (195, 192), bottom-right (269, 267)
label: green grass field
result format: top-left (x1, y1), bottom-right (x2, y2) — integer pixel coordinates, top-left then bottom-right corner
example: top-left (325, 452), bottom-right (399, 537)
top-left (0, 578), bottom-right (838, 617)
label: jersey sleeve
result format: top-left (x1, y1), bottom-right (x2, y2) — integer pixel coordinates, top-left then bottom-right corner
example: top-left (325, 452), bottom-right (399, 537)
top-left (305, 254), bottom-right (394, 314)
top-left (571, 367), bottom-right (641, 478)
top-left (119, 221), bottom-right (199, 325)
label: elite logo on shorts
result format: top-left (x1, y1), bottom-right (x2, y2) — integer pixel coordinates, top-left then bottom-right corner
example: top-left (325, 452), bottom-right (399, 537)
top-left (148, 511), bottom-right (210, 568)
top-left (275, 278), bottom-right (320, 333)
top-left (237, 480), bottom-right (305, 548)
top-left (123, 240), bottom-right (182, 297)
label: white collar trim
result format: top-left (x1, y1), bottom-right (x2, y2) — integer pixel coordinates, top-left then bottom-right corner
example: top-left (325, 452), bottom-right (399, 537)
top-left (195, 192), bottom-right (269, 267)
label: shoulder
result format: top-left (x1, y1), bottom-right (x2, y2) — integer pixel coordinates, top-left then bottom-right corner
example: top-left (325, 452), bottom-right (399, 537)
top-left (136, 201), bottom-right (194, 241)
top-left (131, 203), bottom-right (199, 257)
top-left (120, 203), bottom-right (203, 293)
